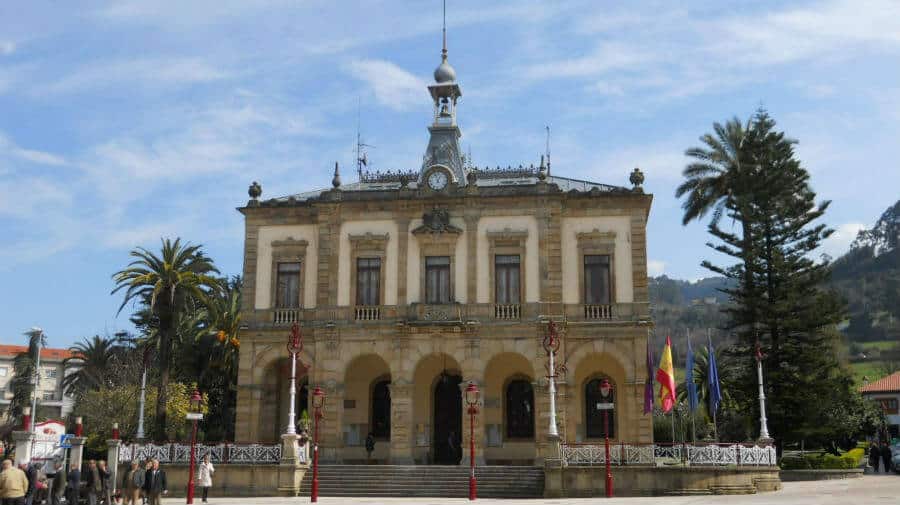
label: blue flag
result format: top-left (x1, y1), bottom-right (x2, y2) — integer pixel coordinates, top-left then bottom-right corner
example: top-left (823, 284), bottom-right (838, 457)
top-left (685, 335), bottom-right (698, 412)
top-left (707, 335), bottom-right (722, 415)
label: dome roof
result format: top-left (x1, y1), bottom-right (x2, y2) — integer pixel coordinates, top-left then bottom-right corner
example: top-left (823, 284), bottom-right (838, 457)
top-left (433, 57), bottom-right (456, 83)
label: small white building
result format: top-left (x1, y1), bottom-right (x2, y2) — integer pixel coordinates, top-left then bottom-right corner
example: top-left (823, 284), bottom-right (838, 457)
top-left (0, 345), bottom-right (78, 423)
top-left (860, 371), bottom-right (900, 441)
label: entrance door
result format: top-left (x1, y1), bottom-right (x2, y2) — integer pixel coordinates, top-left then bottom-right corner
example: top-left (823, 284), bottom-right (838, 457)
top-left (433, 374), bottom-right (462, 464)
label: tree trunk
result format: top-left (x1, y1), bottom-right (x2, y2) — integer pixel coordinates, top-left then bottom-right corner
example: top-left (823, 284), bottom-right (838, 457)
top-left (155, 320), bottom-right (171, 441)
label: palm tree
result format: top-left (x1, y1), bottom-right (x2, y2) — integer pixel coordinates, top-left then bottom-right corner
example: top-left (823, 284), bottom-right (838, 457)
top-left (6, 328), bottom-right (46, 421)
top-left (62, 335), bottom-right (125, 396)
top-left (675, 117), bottom-right (751, 226)
top-left (112, 238), bottom-right (220, 440)
top-left (676, 346), bottom-right (731, 419)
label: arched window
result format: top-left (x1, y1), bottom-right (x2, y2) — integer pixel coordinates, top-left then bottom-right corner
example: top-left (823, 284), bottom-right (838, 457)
top-left (506, 379), bottom-right (535, 439)
top-left (371, 379), bottom-right (391, 439)
top-left (585, 377), bottom-right (615, 438)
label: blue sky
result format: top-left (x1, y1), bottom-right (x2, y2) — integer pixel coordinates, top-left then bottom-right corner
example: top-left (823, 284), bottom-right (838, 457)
top-left (2, 0), bottom-right (899, 348)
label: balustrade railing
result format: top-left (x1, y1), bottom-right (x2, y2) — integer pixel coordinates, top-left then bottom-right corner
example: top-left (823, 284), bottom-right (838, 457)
top-left (354, 305), bottom-right (381, 321)
top-left (273, 308), bottom-right (301, 325)
top-left (583, 304), bottom-right (613, 319)
top-left (118, 443), bottom-right (281, 465)
top-left (559, 442), bottom-right (776, 467)
top-left (493, 304), bottom-right (521, 320)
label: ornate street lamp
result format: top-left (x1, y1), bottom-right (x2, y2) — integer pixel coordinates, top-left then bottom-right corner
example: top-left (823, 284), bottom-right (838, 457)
top-left (465, 381), bottom-right (480, 501)
top-left (542, 320), bottom-right (561, 439)
top-left (755, 341), bottom-right (771, 442)
top-left (311, 385), bottom-right (326, 503)
top-left (186, 389), bottom-right (204, 505)
top-left (286, 322), bottom-right (303, 435)
top-left (599, 378), bottom-right (614, 498)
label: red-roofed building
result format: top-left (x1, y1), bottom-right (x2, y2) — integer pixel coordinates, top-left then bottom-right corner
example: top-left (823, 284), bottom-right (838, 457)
top-left (860, 371), bottom-right (900, 440)
top-left (0, 344), bottom-right (80, 422)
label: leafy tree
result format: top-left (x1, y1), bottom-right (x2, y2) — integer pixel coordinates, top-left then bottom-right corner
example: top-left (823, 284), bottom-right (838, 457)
top-left (62, 335), bottom-right (127, 397)
top-left (678, 110), bottom-right (854, 451)
top-left (112, 238), bottom-right (220, 440)
top-left (5, 328), bottom-right (46, 422)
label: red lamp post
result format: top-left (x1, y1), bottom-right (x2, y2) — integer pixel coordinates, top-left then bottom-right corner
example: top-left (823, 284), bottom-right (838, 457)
top-left (465, 382), bottom-right (480, 501)
top-left (310, 385), bottom-right (326, 503)
top-left (599, 378), bottom-right (614, 498)
top-left (186, 389), bottom-right (204, 505)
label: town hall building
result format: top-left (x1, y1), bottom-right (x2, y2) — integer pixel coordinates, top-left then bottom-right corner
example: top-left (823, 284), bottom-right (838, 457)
top-left (234, 34), bottom-right (654, 466)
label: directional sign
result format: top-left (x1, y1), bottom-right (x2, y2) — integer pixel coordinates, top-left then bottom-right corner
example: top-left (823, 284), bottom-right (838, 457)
top-left (596, 402), bottom-right (615, 410)
top-left (59, 434), bottom-right (73, 449)
top-left (186, 413), bottom-right (204, 421)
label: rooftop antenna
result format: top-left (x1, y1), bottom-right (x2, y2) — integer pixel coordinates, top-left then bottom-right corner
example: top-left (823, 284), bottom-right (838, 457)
top-left (356, 97), bottom-right (374, 181)
top-left (545, 125), bottom-right (552, 176)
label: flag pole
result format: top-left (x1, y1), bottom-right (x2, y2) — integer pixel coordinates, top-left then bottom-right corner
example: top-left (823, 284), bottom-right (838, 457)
top-left (688, 329), bottom-right (696, 443)
top-left (708, 328), bottom-right (718, 442)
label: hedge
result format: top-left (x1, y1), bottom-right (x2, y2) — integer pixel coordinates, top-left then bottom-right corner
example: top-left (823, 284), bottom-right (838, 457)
top-left (780, 448), bottom-right (865, 470)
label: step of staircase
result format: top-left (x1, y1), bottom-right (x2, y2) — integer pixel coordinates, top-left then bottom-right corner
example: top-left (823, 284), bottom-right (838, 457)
top-left (298, 465), bottom-right (545, 498)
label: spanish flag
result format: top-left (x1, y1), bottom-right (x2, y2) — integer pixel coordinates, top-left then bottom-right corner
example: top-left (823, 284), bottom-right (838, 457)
top-left (656, 335), bottom-right (677, 413)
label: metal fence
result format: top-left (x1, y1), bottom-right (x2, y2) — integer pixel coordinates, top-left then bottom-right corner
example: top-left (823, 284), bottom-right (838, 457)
top-left (117, 443), bottom-right (282, 465)
top-left (559, 442), bottom-right (776, 467)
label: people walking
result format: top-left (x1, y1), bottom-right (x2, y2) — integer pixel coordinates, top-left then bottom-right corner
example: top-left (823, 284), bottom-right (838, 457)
top-left (869, 442), bottom-right (880, 472)
top-left (880, 441), bottom-right (893, 474)
top-left (49, 460), bottom-right (66, 505)
top-left (122, 461), bottom-right (144, 505)
top-left (365, 433), bottom-right (375, 463)
top-left (146, 459), bottom-right (167, 505)
top-left (84, 460), bottom-right (103, 505)
top-left (0, 459), bottom-right (30, 505)
top-left (65, 463), bottom-right (81, 505)
top-left (141, 460), bottom-right (153, 505)
top-left (98, 460), bottom-right (113, 505)
top-left (197, 455), bottom-right (214, 503)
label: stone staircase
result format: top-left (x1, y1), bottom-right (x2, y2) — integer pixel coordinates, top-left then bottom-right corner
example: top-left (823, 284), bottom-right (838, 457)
top-left (298, 465), bottom-right (545, 498)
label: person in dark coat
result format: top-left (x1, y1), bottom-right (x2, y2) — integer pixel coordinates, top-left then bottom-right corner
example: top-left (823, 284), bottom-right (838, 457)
top-left (65, 466), bottom-right (81, 505)
top-left (141, 460), bottom-right (153, 505)
top-left (21, 463), bottom-right (37, 505)
top-left (365, 432), bottom-right (376, 463)
top-left (880, 442), bottom-right (893, 473)
top-left (869, 442), bottom-right (880, 471)
top-left (146, 459), bottom-right (167, 505)
top-left (50, 460), bottom-right (66, 505)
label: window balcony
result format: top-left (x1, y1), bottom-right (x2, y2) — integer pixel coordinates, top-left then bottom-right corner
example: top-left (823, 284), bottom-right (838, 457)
top-left (272, 308), bottom-right (302, 325)
top-left (493, 304), bottom-right (521, 320)
top-left (583, 304), bottom-right (613, 320)
top-left (354, 305), bottom-right (382, 321)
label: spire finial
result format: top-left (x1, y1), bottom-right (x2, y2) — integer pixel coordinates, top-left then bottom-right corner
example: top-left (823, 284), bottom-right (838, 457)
top-left (332, 161), bottom-right (342, 188)
top-left (442, 0), bottom-right (447, 61)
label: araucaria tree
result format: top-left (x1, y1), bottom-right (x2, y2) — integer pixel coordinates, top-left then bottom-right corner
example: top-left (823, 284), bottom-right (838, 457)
top-left (112, 238), bottom-right (220, 440)
top-left (678, 110), bottom-right (859, 451)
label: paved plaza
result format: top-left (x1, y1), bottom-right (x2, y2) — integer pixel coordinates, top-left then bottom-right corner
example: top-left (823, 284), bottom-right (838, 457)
top-left (160, 475), bottom-right (900, 505)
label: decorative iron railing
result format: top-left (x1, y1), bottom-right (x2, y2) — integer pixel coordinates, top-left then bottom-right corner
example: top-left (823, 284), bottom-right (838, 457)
top-left (118, 443), bottom-right (281, 465)
top-left (559, 443), bottom-right (776, 467)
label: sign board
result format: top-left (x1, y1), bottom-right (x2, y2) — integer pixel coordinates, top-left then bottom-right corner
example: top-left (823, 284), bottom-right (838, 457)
top-left (32, 421), bottom-right (67, 461)
top-left (186, 413), bottom-right (204, 421)
top-left (58, 434), bottom-right (73, 449)
top-left (595, 402), bottom-right (615, 410)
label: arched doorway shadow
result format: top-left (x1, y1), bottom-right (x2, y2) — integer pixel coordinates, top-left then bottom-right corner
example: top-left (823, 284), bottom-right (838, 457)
top-left (433, 373), bottom-right (462, 464)
top-left (259, 358), bottom-right (309, 443)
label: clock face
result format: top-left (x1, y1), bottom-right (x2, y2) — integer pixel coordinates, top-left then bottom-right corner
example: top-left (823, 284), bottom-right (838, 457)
top-left (427, 170), bottom-right (448, 190)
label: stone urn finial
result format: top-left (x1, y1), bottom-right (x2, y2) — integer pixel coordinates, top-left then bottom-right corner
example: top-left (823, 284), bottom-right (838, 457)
top-left (248, 181), bottom-right (262, 200)
top-left (332, 162), bottom-right (342, 188)
top-left (630, 167), bottom-right (644, 192)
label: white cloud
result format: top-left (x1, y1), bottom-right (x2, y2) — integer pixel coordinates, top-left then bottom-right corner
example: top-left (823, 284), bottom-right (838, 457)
top-left (821, 222), bottom-right (867, 259)
top-left (346, 60), bottom-right (427, 111)
top-left (0, 41), bottom-right (14, 55)
top-left (648, 260), bottom-right (666, 277)
top-left (0, 133), bottom-right (67, 166)
top-left (35, 57), bottom-right (229, 96)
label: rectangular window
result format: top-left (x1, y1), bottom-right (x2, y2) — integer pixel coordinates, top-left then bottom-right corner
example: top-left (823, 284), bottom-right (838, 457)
top-left (275, 262), bottom-right (301, 308)
top-left (0, 367), bottom-right (7, 377)
top-left (494, 255), bottom-right (521, 304)
top-left (425, 256), bottom-right (451, 304)
top-left (356, 257), bottom-right (381, 306)
top-left (584, 255), bottom-right (611, 305)
top-left (44, 368), bottom-right (57, 379)
top-left (42, 391), bottom-right (55, 401)
top-left (879, 398), bottom-right (899, 415)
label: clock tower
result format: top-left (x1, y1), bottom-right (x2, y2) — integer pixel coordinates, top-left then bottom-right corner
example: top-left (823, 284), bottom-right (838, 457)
top-left (420, 2), bottom-right (465, 189)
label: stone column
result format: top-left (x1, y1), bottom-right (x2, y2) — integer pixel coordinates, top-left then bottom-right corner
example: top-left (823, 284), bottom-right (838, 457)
top-left (463, 214), bottom-right (479, 303)
top-left (388, 380), bottom-right (414, 464)
top-left (69, 437), bottom-right (86, 472)
top-left (277, 433), bottom-right (305, 496)
top-left (396, 218), bottom-right (410, 306)
top-left (11, 431), bottom-right (33, 466)
top-left (106, 439), bottom-right (121, 493)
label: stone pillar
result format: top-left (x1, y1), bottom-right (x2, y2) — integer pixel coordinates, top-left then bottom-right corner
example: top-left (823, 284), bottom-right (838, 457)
top-left (106, 439), bottom-right (121, 493)
top-left (11, 431), bottom-right (33, 466)
top-left (69, 437), bottom-right (86, 472)
top-left (463, 214), bottom-right (479, 303)
top-left (396, 218), bottom-right (410, 306)
top-left (388, 380), bottom-right (414, 464)
top-left (277, 433), bottom-right (306, 496)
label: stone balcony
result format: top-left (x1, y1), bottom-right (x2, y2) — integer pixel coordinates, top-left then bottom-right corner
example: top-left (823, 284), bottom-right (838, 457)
top-left (251, 301), bottom-right (649, 329)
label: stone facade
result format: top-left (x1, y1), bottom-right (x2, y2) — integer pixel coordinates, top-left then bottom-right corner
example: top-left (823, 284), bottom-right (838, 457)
top-left (234, 37), bottom-right (654, 466)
